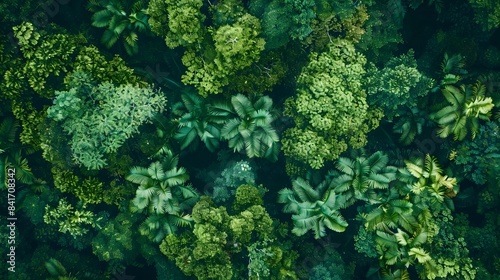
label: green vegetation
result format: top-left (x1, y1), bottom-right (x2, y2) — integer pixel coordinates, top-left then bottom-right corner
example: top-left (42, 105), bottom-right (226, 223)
top-left (88, 0), bottom-right (150, 55)
top-left (47, 71), bottom-right (167, 170)
top-left (1, 0), bottom-right (500, 278)
top-left (282, 39), bottom-right (382, 169)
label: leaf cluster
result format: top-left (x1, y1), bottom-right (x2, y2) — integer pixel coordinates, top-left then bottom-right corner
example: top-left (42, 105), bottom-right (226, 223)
top-left (160, 185), bottom-right (274, 279)
top-left (48, 71), bottom-right (167, 170)
top-left (127, 146), bottom-right (198, 241)
top-left (43, 198), bottom-right (99, 238)
top-left (88, 0), bottom-right (150, 55)
top-left (282, 39), bottom-right (381, 169)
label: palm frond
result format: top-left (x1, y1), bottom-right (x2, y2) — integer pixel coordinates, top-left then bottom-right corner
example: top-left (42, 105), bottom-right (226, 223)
top-left (252, 109), bottom-right (273, 127)
top-left (181, 90), bottom-right (203, 113)
top-left (148, 161), bottom-right (165, 181)
top-left (209, 101), bottom-right (234, 121)
top-left (376, 230), bottom-right (397, 248)
top-left (411, 230), bottom-right (428, 247)
top-left (292, 177), bottom-right (320, 202)
top-left (442, 85), bottom-right (465, 107)
top-left (228, 134), bottom-right (245, 153)
top-left (175, 126), bottom-right (198, 150)
top-left (231, 94), bottom-right (254, 119)
top-left (164, 167), bottom-right (189, 187)
top-left (221, 118), bottom-right (241, 140)
top-left (253, 95), bottom-right (273, 111)
top-left (291, 213), bottom-right (318, 236)
top-left (91, 9), bottom-right (113, 28)
top-left (101, 29), bottom-right (119, 48)
top-left (277, 188), bottom-right (295, 204)
top-left (409, 247), bottom-right (431, 263)
top-left (336, 157), bottom-right (355, 176)
top-left (322, 211), bottom-right (348, 232)
top-left (366, 151), bottom-right (389, 173)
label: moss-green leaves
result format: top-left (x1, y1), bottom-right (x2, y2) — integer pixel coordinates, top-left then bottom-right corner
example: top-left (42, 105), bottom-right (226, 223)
top-left (282, 39), bottom-right (380, 169)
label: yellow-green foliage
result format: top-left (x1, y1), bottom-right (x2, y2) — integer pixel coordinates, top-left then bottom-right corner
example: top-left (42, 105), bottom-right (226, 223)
top-left (148, 0), bottom-right (206, 48)
top-left (43, 199), bottom-right (97, 238)
top-left (52, 167), bottom-right (104, 205)
top-left (91, 212), bottom-right (135, 262)
top-left (1, 22), bottom-right (81, 146)
top-left (10, 99), bottom-right (46, 146)
top-left (149, 0), bottom-right (267, 95)
top-left (181, 13), bottom-right (265, 96)
top-left (160, 185), bottom-right (274, 279)
top-left (282, 39), bottom-right (380, 169)
top-left (11, 22), bottom-right (82, 98)
top-left (69, 46), bottom-right (145, 86)
top-left (227, 50), bottom-right (287, 94)
top-left (1, 22), bottom-right (145, 149)
top-left (430, 82), bottom-right (494, 141)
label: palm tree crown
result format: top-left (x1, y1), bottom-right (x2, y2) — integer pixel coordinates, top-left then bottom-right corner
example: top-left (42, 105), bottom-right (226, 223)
top-left (211, 93), bottom-right (280, 160)
top-left (126, 146), bottom-right (198, 215)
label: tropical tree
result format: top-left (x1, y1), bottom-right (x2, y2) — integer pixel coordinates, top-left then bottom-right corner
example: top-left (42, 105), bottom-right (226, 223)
top-left (138, 213), bottom-right (193, 243)
top-left (355, 154), bottom-right (462, 279)
top-left (211, 93), bottom-right (280, 160)
top-left (452, 119), bottom-right (500, 187)
top-left (282, 39), bottom-right (382, 169)
top-left (88, 0), bottom-right (150, 55)
top-left (172, 89), bottom-right (222, 152)
top-left (147, 0), bottom-right (206, 49)
top-left (329, 150), bottom-right (398, 204)
top-left (375, 228), bottom-right (432, 273)
top-left (365, 50), bottom-right (434, 121)
top-left (160, 185), bottom-right (274, 279)
top-left (127, 146), bottom-right (198, 214)
top-left (91, 212), bottom-right (137, 262)
top-left (148, 0), bottom-right (266, 95)
top-left (467, 0), bottom-right (500, 31)
top-left (277, 177), bottom-right (350, 239)
top-left (362, 196), bottom-right (417, 235)
top-left (405, 154), bottom-right (458, 210)
top-left (430, 81), bottom-right (494, 141)
top-left (183, 12), bottom-right (266, 95)
top-left (43, 198), bottom-right (99, 238)
top-left (47, 71), bottom-right (167, 170)
top-left (126, 145), bottom-right (198, 241)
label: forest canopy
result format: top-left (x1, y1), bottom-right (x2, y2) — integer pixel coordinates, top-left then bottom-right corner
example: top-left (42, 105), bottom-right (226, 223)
top-left (1, 0), bottom-right (500, 279)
